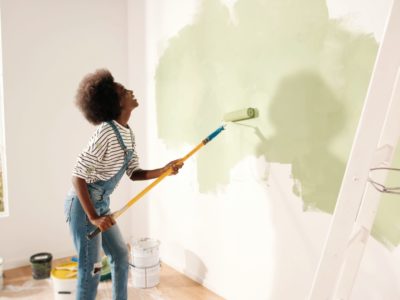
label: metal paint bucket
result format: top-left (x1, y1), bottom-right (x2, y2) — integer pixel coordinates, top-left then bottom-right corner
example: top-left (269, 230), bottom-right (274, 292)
top-left (130, 263), bottom-right (160, 288)
top-left (130, 237), bottom-right (161, 288)
top-left (130, 238), bottom-right (160, 268)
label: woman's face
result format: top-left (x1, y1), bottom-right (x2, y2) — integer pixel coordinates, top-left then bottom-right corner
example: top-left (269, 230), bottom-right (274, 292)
top-left (116, 83), bottom-right (138, 113)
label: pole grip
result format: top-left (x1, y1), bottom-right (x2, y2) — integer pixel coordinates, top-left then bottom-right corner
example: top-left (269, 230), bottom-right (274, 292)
top-left (87, 227), bottom-right (101, 240)
top-left (203, 126), bottom-right (225, 144)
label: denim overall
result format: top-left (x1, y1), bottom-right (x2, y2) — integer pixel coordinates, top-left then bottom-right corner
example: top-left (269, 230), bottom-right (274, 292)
top-left (64, 121), bottom-right (132, 300)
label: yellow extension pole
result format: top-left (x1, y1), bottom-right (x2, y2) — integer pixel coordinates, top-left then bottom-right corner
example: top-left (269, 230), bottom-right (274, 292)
top-left (87, 125), bottom-right (225, 240)
top-left (113, 141), bottom-right (205, 219)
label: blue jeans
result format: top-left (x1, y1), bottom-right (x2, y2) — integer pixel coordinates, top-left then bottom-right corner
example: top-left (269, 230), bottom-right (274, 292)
top-left (64, 192), bottom-right (129, 300)
top-left (65, 121), bottom-right (133, 300)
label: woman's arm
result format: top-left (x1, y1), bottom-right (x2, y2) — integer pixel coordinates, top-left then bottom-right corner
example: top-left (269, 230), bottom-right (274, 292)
top-left (130, 159), bottom-right (183, 181)
top-left (72, 176), bottom-right (115, 232)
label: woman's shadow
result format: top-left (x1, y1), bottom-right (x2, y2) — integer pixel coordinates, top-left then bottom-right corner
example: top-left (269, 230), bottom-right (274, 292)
top-left (258, 71), bottom-right (347, 213)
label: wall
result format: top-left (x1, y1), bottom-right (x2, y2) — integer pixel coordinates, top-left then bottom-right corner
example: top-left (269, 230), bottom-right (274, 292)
top-left (0, 0), bottom-right (137, 269)
top-left (130, 0), bottom-right (400, 299)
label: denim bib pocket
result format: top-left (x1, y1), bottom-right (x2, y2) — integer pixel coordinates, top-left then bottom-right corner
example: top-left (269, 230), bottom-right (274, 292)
top-left (90, 188), bottom-right (104, 202)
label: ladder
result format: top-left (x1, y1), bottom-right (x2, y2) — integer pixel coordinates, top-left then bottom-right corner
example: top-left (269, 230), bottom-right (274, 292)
top-left (308, 1), bottom-right (400, 299)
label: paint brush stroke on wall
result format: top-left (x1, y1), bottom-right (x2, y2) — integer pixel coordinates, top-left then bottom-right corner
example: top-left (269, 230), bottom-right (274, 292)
top-left (155, 0), bottom-right (399, 248)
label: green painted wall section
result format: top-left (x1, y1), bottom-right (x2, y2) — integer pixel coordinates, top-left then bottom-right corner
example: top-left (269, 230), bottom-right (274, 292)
top-left (155, 0), bottom-right (399, 247)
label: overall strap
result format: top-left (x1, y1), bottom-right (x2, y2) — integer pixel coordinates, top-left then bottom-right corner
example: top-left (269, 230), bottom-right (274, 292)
top-left (107, 121), bottom-right (128, 155)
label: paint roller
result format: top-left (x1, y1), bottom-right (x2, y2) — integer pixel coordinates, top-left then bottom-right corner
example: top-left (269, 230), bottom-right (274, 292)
top-left (223, 107), bottom-right (257, 122)
top-left (87, 107), bottom-right (258, 240)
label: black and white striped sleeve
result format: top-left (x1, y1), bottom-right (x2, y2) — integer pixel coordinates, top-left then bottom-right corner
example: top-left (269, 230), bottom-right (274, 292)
top-left (72, 126), bottom-right (110, 181)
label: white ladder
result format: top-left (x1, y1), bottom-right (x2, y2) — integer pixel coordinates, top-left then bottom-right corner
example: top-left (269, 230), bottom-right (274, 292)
top-left (308, 1), bottom-right (400, 299)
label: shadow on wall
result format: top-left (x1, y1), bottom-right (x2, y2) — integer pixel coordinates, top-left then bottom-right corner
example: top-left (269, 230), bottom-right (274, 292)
top-left (258, 71), bottom-right (345, 213)
top-left (184, 249), bottom-right (208, 284)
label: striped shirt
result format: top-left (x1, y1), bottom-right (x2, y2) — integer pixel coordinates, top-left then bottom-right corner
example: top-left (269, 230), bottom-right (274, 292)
top-left (72, 120), bottom-right (140, 183)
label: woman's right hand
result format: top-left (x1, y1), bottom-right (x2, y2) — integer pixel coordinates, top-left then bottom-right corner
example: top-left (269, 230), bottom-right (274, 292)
top-left (72, 177), bottom-right (115, 232)
top-left (89, 215), bottom-right (116, 232)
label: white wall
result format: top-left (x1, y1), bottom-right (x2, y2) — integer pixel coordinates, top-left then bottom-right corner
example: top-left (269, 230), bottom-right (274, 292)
top-left (129, 0), bottom-right (400, 299)
top-left (0, 0), bottom-right (137, 269)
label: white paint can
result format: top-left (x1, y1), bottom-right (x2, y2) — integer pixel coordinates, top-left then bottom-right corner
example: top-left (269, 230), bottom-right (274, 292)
top-left (130, 263), bottom-right (160, 289)
top-left (130, 237), bottom-right (161, 288)
top-left (51, 262), bottom-right (77, 300)
top-left (130, 238), bottom-right (160, 268)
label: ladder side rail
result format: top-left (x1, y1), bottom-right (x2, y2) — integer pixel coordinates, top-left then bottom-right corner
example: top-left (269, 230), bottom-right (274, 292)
top-left (334, 67), bottom-right (400, 300)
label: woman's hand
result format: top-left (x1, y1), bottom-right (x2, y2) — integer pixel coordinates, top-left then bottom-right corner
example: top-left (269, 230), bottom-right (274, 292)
top-left (164, 159), bottom-right (184, 175)
top-left (130, 159), bottom-right (185, 180)
top-left (89, 214), bottom-right (116, 232)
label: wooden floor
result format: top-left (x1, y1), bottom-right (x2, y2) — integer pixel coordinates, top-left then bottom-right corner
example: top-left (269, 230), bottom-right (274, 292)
top-left (0, 257), bottom-right (223, 299)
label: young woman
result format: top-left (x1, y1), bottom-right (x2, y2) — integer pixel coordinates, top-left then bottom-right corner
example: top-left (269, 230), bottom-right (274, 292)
top-left (64, 69), bottom-right (183, 300)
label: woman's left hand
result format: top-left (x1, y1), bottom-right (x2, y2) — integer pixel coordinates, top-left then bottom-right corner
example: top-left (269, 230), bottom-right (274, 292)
top-left (165, 159), bottom-right (184, 175)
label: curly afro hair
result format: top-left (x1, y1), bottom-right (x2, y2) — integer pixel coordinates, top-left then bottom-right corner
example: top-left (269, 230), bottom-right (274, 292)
top-left (75, 69), bottom-right (122, 125)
